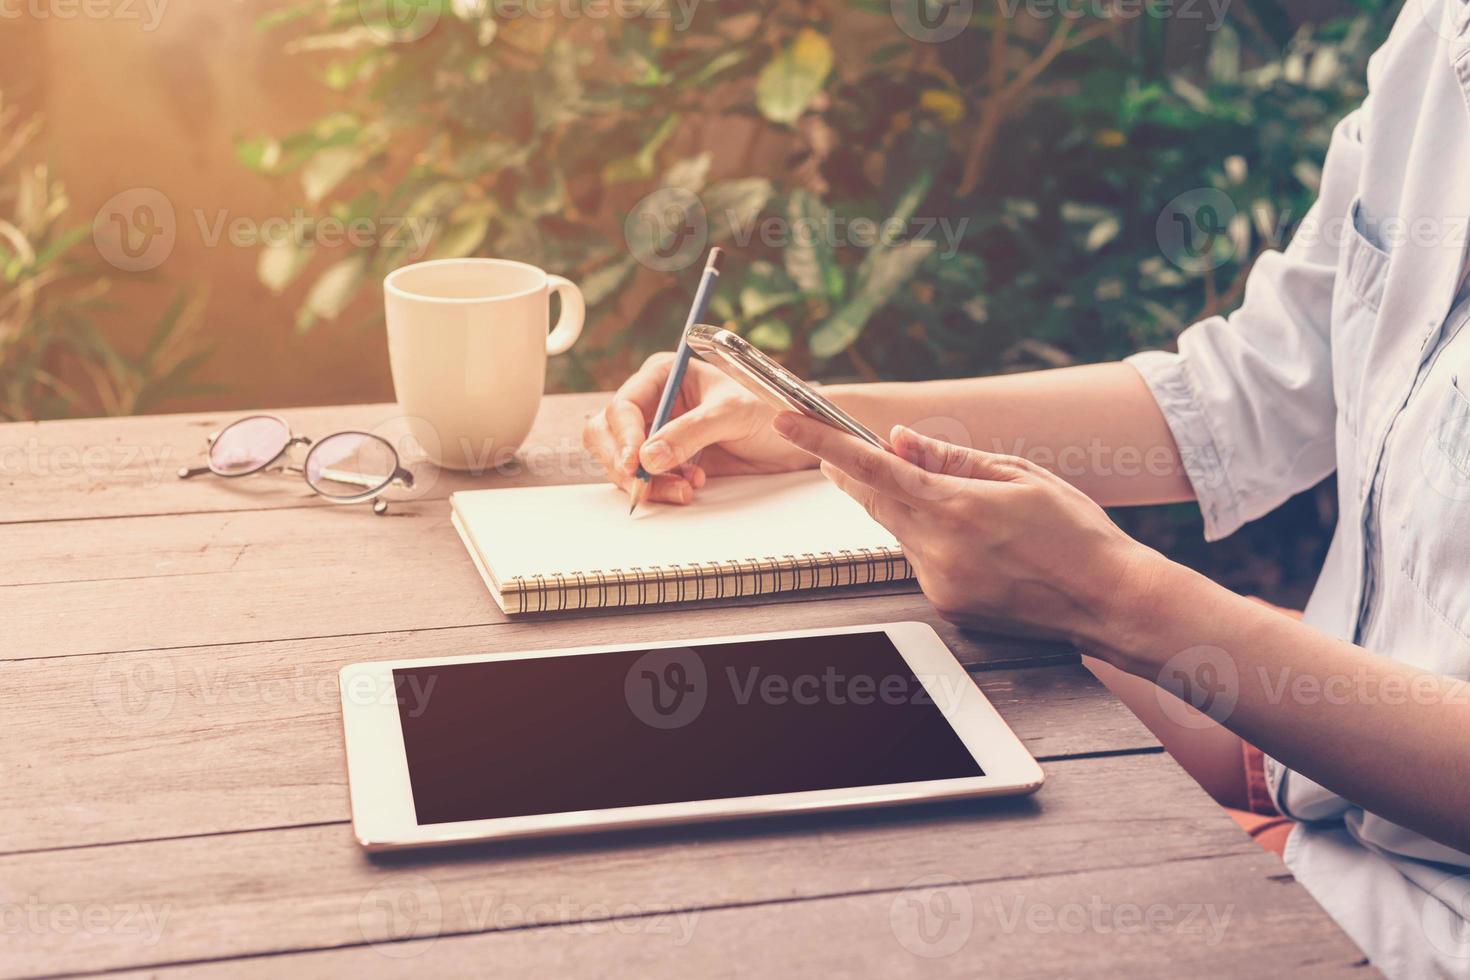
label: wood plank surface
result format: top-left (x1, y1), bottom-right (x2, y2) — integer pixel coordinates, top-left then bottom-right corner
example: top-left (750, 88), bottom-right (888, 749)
top-left (1, 502), bottom-right (932, 660)
top-left (0, 396), bottom-right (607, 525)
top-left (0, 398), bottom-right (1374, 979)
top-left (3, 752), bottom-right (1283, 978)
top-left (1, 656), bottom-right (1151, 854)
top-left (109, 854), bottom-right (1371, 979)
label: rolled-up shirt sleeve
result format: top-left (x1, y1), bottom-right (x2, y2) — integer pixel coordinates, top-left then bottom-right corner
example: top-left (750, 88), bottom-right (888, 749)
top-left (1126, 86), bottom-right (1376, 540)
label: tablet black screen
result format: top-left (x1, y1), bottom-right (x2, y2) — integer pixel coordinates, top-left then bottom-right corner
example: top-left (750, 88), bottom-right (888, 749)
top-left (392, 630), bottom-right (984, 825)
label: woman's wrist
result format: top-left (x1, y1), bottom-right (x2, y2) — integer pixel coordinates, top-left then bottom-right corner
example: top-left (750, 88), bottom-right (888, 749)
top-left (1074, 544), bottom-right (1201, 674)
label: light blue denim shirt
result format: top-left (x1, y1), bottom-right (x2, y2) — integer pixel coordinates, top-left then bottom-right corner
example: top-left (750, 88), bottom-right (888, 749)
top-left (1127, 1), bottom-right (1470, 975)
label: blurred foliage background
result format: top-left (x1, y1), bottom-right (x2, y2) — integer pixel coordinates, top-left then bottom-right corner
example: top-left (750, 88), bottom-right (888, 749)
top-left (0, 95), bottom-right (213, 420)
top-left (2, 0), bottom-right (1399, 601)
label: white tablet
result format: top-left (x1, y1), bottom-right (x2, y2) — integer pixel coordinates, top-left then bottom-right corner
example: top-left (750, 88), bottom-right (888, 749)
top-left (338, 621), bottom-right (1044, 851)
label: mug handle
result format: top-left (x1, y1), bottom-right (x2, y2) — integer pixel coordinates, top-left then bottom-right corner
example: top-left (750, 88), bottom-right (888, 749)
top-left (545, 275), bottom-right (585, 356)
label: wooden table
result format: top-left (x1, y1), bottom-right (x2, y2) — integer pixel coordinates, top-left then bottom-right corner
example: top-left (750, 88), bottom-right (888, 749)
top-left (0, 395), bottom-right (1372, 977)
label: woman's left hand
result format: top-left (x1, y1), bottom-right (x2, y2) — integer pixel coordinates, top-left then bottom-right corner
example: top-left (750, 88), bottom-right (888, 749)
top-left (772, 412), bottom-right (1162, 645)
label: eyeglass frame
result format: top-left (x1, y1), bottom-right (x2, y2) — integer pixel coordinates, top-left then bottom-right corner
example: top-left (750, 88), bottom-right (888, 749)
top-left (177, 413), bottom-right (415, 515)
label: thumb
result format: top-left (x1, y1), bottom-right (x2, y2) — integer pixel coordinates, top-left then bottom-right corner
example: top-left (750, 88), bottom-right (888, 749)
top-left (890, 425), bottom-right (1012, 481)
top-left (639, 402), bottom-right (752, 474)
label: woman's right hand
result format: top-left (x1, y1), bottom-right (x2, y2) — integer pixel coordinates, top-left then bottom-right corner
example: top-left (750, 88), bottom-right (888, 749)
top-left (583, 352), bottom-right (816, 504)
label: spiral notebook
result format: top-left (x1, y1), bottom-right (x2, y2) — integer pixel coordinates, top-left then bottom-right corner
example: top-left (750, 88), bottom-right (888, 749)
top-left (450, 470), bottom-right (913, 614)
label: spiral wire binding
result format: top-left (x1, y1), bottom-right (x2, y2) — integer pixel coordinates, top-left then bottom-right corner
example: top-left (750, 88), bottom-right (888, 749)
top-left (501, 547), bottom-right (913, 613)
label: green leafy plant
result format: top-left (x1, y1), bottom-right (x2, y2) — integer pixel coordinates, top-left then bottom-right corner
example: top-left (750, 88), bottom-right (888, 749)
top-left (243, 0), bottom-right (1394, 390)
top-left (0, 93), bottom-right (213, 421)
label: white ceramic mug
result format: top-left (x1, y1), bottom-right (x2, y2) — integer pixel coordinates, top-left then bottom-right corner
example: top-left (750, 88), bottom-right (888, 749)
top-left (384, 258), bottom-right (585, 471)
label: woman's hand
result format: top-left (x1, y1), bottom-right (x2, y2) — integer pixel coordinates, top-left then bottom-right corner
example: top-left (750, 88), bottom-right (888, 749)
top-left (583, 353), bottom-right (815, 504)
top-left (772, 412), bottom-right (1163, 645)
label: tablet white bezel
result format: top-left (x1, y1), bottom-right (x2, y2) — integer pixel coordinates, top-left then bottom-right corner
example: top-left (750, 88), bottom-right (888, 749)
top-left (339, 621), bottom-right (1044, 851)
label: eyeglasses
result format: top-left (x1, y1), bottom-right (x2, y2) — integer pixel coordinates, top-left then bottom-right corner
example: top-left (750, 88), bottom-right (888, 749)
top-left (177, 414), bottom-right (414, 514)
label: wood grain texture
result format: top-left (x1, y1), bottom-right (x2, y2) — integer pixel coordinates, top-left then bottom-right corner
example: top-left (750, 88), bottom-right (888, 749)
top-left (0, 398), bottom-right (1372, 978)
top-left (0, 490), bottom-right (1082, 663)
top-left (0, 396), bottom-right (607, 525)
top-left (0, 497), bottom-right (934, 659)
top-left (2, 753), bottom-right (1316, 978)
top-left (2, 654), bottom-right (1151, 854)
top-left (108, 855), bottom-right (1372, 979)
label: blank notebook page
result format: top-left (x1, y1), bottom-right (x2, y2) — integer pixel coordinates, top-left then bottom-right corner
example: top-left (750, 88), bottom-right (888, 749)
top-left (451, 470), bottom-right (901, 582)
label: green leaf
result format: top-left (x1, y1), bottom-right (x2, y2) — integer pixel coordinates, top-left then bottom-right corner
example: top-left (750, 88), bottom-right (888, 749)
top-left (689, 49), bottom-right (749, 86)
top-left (1208, 24), bottom-right (1241, 85)
top-left (140, 286), bottom-right (202, 367)
top-left (533, 38), bottom-right (585, 131)
top-left (1084, 216), bottom-right (1121, 252)
top-left (747, 319), bottom-right (793, 352)
top-left (236, 137), bottom-right (282, 174)
top-left (663, 152), bottom-right (712, 193)
top-left (515, 169), bottom-right (566, 219)
top-left (737, 259), bottom-right (799, 319)
top-left (602, 113), bottom-right (680, 185)
top-left (301, 146), bottom-right (359, 203)
top-left (427, 201), bottom-right (495, 260)
top-left (782, 190), bottom-right (839, 299)
top-left (810, 239), bottom-right (934, 359)
top-left (254, 2), bottom-right (320, 32)
top-left (31, 226), bottom-right (89, 270)
top-left (258, 238), bottom-right (313, 294)
top-left (755, 28), bottom-right (834, 126)
top-left (284, 27), bottom-right (381, 54)
top-left (450, 140), bottom-right (533, 179)
top-left (296, 256), bottom-right (366, 333)
top-left (705, 178), bottom-right (774, 244)
top-left (581, 256), bottom-right (637, 307)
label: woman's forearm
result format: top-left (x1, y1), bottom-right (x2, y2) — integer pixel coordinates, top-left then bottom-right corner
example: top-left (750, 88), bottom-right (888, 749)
top-left (826, 363), bottom-right (1195, 507)
top-left (1095, 555), bottom-right (1470, 852)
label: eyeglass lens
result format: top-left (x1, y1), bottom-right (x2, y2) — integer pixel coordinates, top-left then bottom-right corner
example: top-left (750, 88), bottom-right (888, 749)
top-left (305, 433), bottom-right (398, 499)
top-left (209, 416), bottom-right (292, 476)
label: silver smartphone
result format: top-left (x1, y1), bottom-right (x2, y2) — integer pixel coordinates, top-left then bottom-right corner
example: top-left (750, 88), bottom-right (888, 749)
top-left (685, 324), bottom-right (891, 452)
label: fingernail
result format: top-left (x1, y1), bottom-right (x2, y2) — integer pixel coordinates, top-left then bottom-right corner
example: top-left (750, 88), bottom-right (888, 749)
top-left (641, 440), bottom-right (674, 472)
top-left (619, 447), bottom-right (637, 473)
